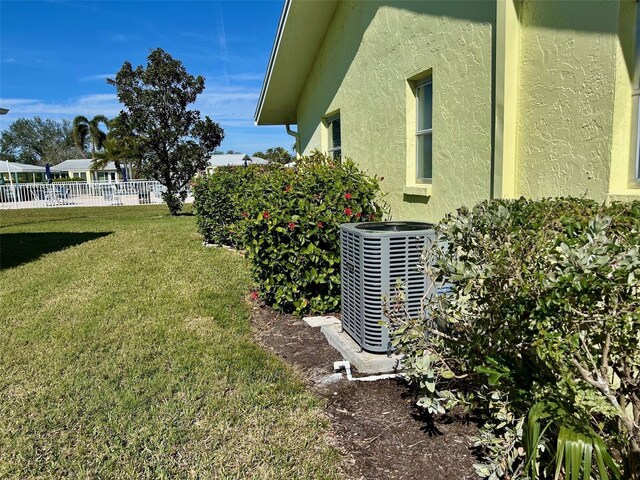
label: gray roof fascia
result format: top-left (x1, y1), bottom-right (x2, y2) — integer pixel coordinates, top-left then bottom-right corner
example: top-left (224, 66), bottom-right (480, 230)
top-left (254, 0), bottom-right (340, 126)
top-left (254, 0), bottom-right (293, 125)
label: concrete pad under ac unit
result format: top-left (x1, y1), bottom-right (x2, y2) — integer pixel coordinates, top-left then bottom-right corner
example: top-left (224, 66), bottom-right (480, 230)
top-left (320, 322), bottom-right (402, 375)
top-left (303, 315), bottom-right (341, 328)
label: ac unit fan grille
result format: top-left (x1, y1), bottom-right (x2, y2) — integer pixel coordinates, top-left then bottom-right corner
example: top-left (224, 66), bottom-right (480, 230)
top-left (340, 223), bottom-right (434, 353)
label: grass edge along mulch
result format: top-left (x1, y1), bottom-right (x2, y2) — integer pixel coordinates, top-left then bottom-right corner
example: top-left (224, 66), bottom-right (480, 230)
top-left (250, 302), bottom-right (479, 480)
top-left (0, 206), bottom-right (342, 479)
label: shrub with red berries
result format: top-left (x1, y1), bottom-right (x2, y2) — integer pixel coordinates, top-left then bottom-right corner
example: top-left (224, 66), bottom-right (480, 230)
top-left (194, 152), bottom-right (387, 315)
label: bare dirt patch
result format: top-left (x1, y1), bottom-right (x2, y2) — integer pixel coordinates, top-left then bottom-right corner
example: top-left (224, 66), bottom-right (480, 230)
top-left (251, 303), bottom-right (479, 480)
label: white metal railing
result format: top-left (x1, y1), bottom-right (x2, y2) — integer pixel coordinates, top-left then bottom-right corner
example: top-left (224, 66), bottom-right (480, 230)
top-left (0, 180), bottom-right (169, 209)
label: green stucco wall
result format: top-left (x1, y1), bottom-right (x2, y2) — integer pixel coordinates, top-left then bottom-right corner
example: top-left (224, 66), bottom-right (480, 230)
top-left (296, 1), bottom-right (496, 222)
top-left (515, 0), bottom-right (623, 200)
top-left (294, 0), bottom-right (637, 220)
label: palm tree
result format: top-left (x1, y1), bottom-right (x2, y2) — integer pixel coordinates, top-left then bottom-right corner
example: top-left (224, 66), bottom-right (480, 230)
top-left (72, 115), bottom-right (109, 158)
top-left (91, 115), bottom-right (137, 180)
top-left (92, 138), bottom-right (129, 180)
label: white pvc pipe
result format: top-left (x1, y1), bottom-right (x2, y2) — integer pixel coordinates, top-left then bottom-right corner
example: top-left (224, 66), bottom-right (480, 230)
top-left (333, 360), bottom-right (401, 382)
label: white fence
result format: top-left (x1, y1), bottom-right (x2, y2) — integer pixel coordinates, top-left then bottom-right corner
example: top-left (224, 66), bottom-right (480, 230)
top-left (0, 180), bottom-right (168, 210)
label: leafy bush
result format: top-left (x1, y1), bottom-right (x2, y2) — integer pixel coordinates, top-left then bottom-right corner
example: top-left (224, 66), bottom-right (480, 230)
top-left (193, 165), bottom-right (260, 246)
top-left (387, 198), bottom-right (640, 479)
top-left (194, 153), bottom-right (387, 315)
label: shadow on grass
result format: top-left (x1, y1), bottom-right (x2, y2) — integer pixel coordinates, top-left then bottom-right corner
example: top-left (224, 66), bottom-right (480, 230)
top-left (0, 231), bottom-right (112, 270)
top-left (0, 215), bottom-right (90, 229)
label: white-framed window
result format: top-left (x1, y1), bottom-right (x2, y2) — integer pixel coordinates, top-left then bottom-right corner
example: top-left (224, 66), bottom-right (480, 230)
top-left (326, 113), bottom-right (341, 159)
top-left (416, 79), bottom-right (433, 181)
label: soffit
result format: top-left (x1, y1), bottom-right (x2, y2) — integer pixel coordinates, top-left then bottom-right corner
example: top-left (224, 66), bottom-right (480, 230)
top-left (255, 0), bottom-right (339, 125)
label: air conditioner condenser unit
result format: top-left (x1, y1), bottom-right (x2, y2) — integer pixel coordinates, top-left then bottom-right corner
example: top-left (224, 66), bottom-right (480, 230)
top-left (340, 222), bottom-right (435, 353)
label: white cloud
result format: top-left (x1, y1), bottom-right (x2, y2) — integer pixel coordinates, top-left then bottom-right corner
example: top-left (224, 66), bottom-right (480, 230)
top-left (194, 88), bottom-right (260, 127)
top-left (216, 12), bottom-right (227, 61)
top-left (228, 73), bottom-right (264, 82)
top-left (0, 94), bottom-right (121, 118)
top-left (109, 33), bottom-right (130, 42)
top-left (0, 87), bottom-right (260, 126)
top-left (79, 73), bottom-right (115, 82)
top-left (0, 85), bottom-right (291, 152)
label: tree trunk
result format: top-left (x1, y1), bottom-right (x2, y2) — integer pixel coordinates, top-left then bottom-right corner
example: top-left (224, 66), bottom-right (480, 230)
top-left (162, 171), bottom-right (182, 216)
top-left (90, 141), bottom-right (96, 182)
top-left (627, 438), bottom-right (640, 480)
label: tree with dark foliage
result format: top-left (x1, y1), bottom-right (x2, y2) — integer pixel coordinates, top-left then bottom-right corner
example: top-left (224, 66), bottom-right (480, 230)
top-left (252, 146), bottom-right (293, 165)
top-left (108, 48), bottom-right (224, 214)
top-left (91, 115), bottom-right (137, 179)
top-left (0, 117), bottom-right (85, 165)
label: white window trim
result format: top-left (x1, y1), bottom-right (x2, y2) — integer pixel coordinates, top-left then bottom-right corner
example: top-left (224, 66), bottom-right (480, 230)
top-left (415, 78), bottom-right (433, 183)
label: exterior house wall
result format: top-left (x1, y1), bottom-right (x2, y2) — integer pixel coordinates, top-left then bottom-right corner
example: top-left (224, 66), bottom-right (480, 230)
top-left (293, 0), bottom-right (638, 221)
top-left (514, 0), bottom-right (632, 201)
top-left (65, 170), bottom-right (119, 182)
top-left (1, 172), bottom-right (44, 183)
top-left (297, 1), bottom-right (496, 222)
top-left (68, 170), bottom-right (89, 181)
top-left (608, 0), bottom-right (640, 201)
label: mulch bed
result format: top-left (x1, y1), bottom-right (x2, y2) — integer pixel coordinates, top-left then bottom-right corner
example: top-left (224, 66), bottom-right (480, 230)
top-left (251, 303), bottom-right (480, 480)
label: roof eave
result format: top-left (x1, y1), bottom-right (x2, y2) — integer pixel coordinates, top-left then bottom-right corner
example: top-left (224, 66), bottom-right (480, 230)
top-left (255, 0), bottom-right (293, 125)
top-left (255, 0), bottom-right (339, 126)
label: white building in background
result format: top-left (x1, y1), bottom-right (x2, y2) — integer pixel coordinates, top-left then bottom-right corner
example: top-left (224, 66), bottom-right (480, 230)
top-left (1, 161), bottom-right (46, 184)
top-left (204, 154), bottom-right (268, 175)
top-left (51, 159), bottom-right (131, 183)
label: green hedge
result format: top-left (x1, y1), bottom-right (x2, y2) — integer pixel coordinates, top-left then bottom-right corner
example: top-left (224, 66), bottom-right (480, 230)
top-left (193, 153), bottom-right (387, 315)
top-left (388, 198), bottom-right (640, 479)
top-left (193, 165), bottom-right (261, 246)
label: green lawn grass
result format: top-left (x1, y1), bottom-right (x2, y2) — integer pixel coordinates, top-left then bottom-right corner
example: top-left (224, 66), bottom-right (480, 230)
top-left (0, 206), bottom-right (340, 479)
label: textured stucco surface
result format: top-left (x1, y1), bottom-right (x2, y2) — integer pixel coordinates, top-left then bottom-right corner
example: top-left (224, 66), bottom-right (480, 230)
top-left (515, 0), bottom-right (623, 200)
top-left (293, 0), bottom-right (638, 220)
top-left (296, 1), bottom-right (496, 222)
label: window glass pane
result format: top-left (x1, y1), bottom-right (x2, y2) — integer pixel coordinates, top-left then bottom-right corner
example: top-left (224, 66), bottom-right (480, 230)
top-left (417, 82), bottom-right (432, 131)
top-left (330, 117), bottom-right (341, 149)
top-left (417, 134), bottom-right (432, 180)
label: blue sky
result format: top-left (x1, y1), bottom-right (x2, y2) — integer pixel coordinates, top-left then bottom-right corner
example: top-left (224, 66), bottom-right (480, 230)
top-left (0, 0), bottom-right (291, 154)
